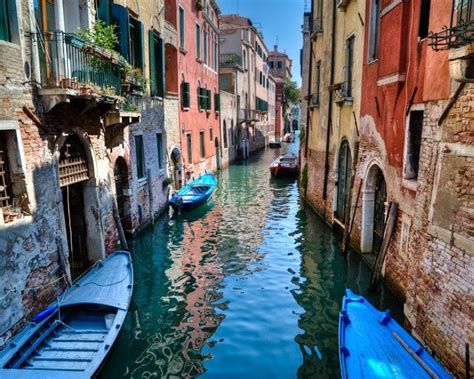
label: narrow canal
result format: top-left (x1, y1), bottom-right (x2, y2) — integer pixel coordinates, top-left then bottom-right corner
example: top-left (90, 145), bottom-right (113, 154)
top-left (101, 141), bottom-right (402, 378)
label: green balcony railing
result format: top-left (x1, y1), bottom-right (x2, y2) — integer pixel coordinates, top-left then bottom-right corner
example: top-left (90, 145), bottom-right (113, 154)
top-left (32, 31), bottom-right (125, 96)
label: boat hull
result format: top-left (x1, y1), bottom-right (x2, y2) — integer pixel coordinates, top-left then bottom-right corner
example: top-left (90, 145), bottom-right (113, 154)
top-left (339, 289), bottom-right (451, 379)
top-left (270, 165), bottom-right (298, 177)
top-left (169, 173), bottom-right (216, 211)
top-left (0, 251), bottom-right (133, 378)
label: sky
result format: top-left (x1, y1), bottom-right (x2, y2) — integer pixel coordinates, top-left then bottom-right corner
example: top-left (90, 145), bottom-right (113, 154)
top-left (218, 0), bottom-right (307, 87)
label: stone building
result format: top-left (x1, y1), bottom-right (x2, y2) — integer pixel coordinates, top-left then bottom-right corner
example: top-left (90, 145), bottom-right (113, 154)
top-left (268, 46), bottom-right (292, 138)
top-left (218, 90), bottom-right (237, 168)
top-left (219, 14), bottom-right (271, 156)
top-left (267, 74), bottom-right (276, 142)
top-left (299, 12), bottom-right (311, 131)
top-left (174, 0), bottom-right (221, 181)
top-left (0, 0), bottom-right (171, 346)
top-left (302, 0), bottom-right (473, 375)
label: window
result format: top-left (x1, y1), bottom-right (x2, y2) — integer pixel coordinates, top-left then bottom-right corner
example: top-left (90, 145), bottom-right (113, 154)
top-left (186, 133), bottom-right (193, 163)
top-left (209, 128), bottom-right (213, 141)
top-left (220, 75), bottom-right (228, 90)
top-left (0, 0), bottom-right (18, 43)
top-left (213, 41), bottom-right (218, 69)
top-left (149, 30), bottom-right (165, 97)
top-left (179, 7), bottom-right (185, 49)
top-left (231, 121), bottom-right (235, 145)
top-left (156, 133), bottom-right (163, 170)
top-left (199, 131), bottom-right (205, 159)
top-left (135, 135), bottom-right (145, 179)
top-left (243, 50), bottom-right (247, 69)
top-left (196, 24), bottom-right (201, 59)
top-left (204, 29), bottom-right (208, 65)
top-left (314, 60), bottom-right (321, 106)
top-left (277, 61), bottom-right (283, 69)
top-left (223, 121), bottom-right (228, 148)
top-left (269, 61), bottom-right (274, 69)
top-left (214, 92), bottom-right (220, 112)
top-left (97, 0), bottom-right (113, 25)
top-left (344, 36), bottom-right (355, 98)
top-left (129, 17), bottom-right (144, 70)
top-left (404, 110), bottom-right (424, 180)
top-left (181, 81), bottom-right (190, 109)
top-left (316, 0), bottom-right (323, 31)
top-left (368, 0), bottom-right (380, 62)
top-left (418, 0), bottom-right (431, 39)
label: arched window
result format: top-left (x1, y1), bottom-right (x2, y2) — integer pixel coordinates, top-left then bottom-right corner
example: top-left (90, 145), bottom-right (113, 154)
top-left (335, 141), bottom-right (352, 222)
top-left (223, 120), bottom-right (228, 148)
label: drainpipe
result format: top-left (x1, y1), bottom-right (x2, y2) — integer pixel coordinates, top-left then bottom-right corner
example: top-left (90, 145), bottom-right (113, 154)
top-left (322, 0), bottom-right (337, 200)
top-left (304, 2), bottom-right (314, 160)
top-left (54, 0), bottom-right (66, 81)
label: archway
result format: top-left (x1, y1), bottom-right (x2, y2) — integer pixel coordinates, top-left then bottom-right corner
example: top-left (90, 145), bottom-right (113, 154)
top-left (170, 147), bottom-right (183, 189)
top-left (361, 163), bottom-right (387, 256)
top-left (335, 140), bottom-right (352, 223)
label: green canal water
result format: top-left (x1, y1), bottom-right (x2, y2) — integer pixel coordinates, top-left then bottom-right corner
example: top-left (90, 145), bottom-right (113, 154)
top-left (101, 142), bottom-right (402, 378)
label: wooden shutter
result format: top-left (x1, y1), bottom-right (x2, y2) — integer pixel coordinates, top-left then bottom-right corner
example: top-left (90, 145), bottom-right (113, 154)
top-left (197, 87), bottom-right (202, 110)
top-left (112, 4), bottom-right (129, 59)
top-left (158, 37), bottom-right (165, 97)
top-left (207, 90), bottom-right (211, 110)
top-left (139, 21), bottom-right (145, 72)
top-left (214, 93), bottom-right (220, 112)
top-left (181, 82), bottom-right (190, 108)
top-left (149, 30), bottom-right (157, 96)
top-left (98, 0), bottom-right (111, 25)
top-left (0, 0), bottom-right (10, 42)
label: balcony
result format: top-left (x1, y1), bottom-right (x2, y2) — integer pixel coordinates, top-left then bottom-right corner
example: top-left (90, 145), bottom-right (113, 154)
top-left (429, 0), bottom-right (474, 51)
top-left (329, 82), bottom-right (352, 105)
top-left (238, 108), bottom-right (258, 123)
top-left (220, 53), bottom-right (244, 69)
top-left (33, 32), bottom-right (125, 103)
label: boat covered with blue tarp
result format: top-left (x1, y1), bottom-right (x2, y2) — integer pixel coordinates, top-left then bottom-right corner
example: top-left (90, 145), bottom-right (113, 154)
top-left (339, 289), bottom-right (451, 379)
top-left (0, 250), bottom-right (133, 378)
top-left (169, 173), bottom-right (217, 211)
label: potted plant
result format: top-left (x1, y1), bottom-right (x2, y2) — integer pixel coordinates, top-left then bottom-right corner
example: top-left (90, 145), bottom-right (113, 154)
top-left (162, 177), bottom-right (174, 187)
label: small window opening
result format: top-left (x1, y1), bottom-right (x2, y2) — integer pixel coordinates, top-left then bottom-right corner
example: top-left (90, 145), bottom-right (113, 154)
top-left (404, 110), bottom-right (424, 180)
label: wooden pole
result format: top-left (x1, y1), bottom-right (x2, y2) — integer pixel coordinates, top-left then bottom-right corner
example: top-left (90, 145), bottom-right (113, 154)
top-left (112, 195), bottom-right (128, 250)
top-left (342, 178), bottom-right (362, 252)
top-left (370, 201), bottom-right (398, 290)
top-left (392, 331), bottom-right (439, 379)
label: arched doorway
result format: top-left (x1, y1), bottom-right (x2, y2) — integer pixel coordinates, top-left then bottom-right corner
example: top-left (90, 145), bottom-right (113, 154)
top-left (171, 147), bottom-right (183, 189)
top-left (59, 135), bottom-right (91, 278)
top-left (335, 141), bottom-right (352, 222)
top-left (114, 157), bottom-right (128, 228)
top-left (361, 163), bottom-right (387, 256)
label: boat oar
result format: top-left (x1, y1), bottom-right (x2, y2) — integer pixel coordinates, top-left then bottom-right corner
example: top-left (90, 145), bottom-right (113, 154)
top-left (391, 331), bottom-right (440, 379)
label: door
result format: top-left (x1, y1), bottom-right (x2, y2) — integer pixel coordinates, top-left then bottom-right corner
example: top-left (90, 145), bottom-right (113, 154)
top-left (373, 171), bottom-right (387, 254)
top-left (114, 158), bottom-right (126, 223)
top-left (335, 142), bottom-right (352, 222)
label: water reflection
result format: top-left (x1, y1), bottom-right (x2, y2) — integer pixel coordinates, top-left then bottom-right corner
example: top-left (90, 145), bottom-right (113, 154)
top-left (101, 142), bottom-right (401, 378)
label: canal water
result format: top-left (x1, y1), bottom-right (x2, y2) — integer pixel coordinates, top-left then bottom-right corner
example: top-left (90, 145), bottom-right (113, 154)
top-left (101, 141), bottom-right (402, 378)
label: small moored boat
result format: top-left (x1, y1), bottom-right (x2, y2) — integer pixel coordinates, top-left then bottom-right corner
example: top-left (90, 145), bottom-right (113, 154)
top-left (0, 251), bottom-right (133, 378)
top-left (283, 133), bottom-right (295, 143)
top-left (169, 173), bottom-right (217, 211)
top-left (268, 140), bottom-right (282, 148)
top-left (270, 152), bottom-right (299, 178)
top-left (339, 289), bottom-right (451, 379)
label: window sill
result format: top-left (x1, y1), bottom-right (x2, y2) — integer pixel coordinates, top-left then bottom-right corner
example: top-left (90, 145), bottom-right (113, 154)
top-left (367, 58), bottom-right (379, 65)
top-left (402, 178), bottom-right (418, 192)
top-left (138, 177), bottom-right (148, 187)
top-left (152, 96), bottom-right (164, 101)
top-left (0, 214), bottom-right (33, 228)
top-left (179, 47), bottom-right (188, 55)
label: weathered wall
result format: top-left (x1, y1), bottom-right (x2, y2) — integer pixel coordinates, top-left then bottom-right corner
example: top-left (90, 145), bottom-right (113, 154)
top-left (219, 90), bottom-right (237, 168)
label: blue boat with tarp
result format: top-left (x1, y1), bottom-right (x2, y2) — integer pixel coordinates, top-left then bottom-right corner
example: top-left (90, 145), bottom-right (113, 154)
top-left (0, 251), bottom-right (133, 378)
top-left (169, 173), bottom-right (217, 211)
top-left (339, 289), bottom-right (451, 379)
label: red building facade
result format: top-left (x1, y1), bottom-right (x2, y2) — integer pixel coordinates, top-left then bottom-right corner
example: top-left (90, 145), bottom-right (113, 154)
top-left (174, 0), bottom-right (221, 182)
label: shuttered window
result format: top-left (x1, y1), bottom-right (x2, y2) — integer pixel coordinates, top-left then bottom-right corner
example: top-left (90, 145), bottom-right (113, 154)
top-left (156, 133), bottom-right (164, 170)
top-left (97, 0), bottom-right (112, 25)
top-left (149, 30), bottom-right (165, 97)
top-left (206, 89), bottom-right (212, 111)
top-left (181, 81), bottom-right (190, 109)
top-left (179, 7), bottom-right (185, 49)
top-left (214, 93), bottom-right (220, 113)
top-left (0, 0), bottom-right (10, 41)
top-left (129, 17), bottom-right (144, 70)
top-left (344, 36), bottom-right (355, 98)
top-left (203, 29), bottom-right (208, 65)
top-left (112, 4), bottom-right (130, 59)
top-left (186, 133), bottom-right (192, 163)
top-left (135, 135), bottom-right (145, 179)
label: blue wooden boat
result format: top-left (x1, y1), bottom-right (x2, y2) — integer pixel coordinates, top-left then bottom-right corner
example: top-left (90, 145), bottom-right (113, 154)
top-left (0, 250), bottom-right (133, 378)
top-left (169, 173), bottom-right (217, 211)
top-left (339, 289), bottom-right (451, 379)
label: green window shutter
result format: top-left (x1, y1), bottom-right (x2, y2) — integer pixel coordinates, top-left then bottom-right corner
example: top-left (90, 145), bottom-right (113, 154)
top-left (179, 8), bottom-right (185, 49)
top-left (139, 21), bottom-right (145, 72)
top-left (196, 24), bottom-right (201, 59)
top-left (112, 4), bottom-right (129, 59)
top-left (0, 0), bottom-right (10, 42)
top-left (214, 93), bottom-right (220, 112)
top-left (207, 90), bottom-right (211, 110)
top-left (148, 30), bottom-right (157, 96)
top-left (197, 87), bottom-right (202, 110)
top-left (98, 0), bottom-right (111, 25)
top-left (158, 37), bottom-right (165, 97)
top-left (181, 82), bottom-right (190, 108)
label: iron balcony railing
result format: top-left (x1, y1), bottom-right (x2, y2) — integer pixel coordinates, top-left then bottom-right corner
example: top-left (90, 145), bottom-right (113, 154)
top-left (32, 31), bottom-right (125, 95)
top-left (220, 53), bottom-right (243, 68)
top-left (429, 0), bottom-right (474, 50)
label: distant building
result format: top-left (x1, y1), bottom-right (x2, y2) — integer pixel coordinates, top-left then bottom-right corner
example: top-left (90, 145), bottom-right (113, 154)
top-left (268, 45), bottom-right (293, 138)
top-left (219, 14), bottom-right (272, 158)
